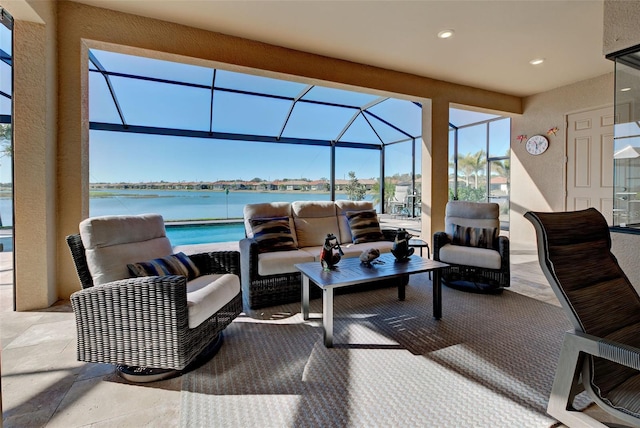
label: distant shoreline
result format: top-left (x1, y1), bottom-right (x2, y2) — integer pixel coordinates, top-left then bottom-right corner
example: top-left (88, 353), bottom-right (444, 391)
top-left (89, 189), bottom-right (363, 197)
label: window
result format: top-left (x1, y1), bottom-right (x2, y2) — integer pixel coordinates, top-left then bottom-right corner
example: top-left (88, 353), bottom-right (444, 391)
top-left (449, 108), bottom-right (511, 228)
top-left (613, 49), bottom-right (640, 229)
top-left (87, 48), bottom-right (422, 231)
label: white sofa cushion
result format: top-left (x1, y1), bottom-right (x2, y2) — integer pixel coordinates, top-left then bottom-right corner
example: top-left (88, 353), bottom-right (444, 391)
top-left (257, 250), bottom-right (315, 276)
top-left (80, 214), bottom-right (173, 286)
top-left (186, 273), bottom-right (240, 328)
top-left (335, 200), bottom-right (374, 244)
top-left (292, 201), bottom-right (340, 247)
top-left (438, 243), bottom-right (502, 270)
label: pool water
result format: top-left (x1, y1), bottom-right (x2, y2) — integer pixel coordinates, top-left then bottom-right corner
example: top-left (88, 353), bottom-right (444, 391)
top-left (165, 222), bottom-right (245, 246)
top-left (0, 224), bottom-right (243, 253)
top-left (0, 236), bottom-right (11, 252)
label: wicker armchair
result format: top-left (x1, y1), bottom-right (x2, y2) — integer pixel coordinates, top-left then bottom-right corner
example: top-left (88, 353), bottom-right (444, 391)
top-left (67, 214), bottom-right (242, 382)
top-left (525, 208), bottom-right (640, 427)
top-left (433, 201), bottom-right (509, 294)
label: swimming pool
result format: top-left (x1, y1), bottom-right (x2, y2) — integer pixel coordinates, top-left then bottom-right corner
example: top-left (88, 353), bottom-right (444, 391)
top-left (165, 222), bottom-right (245, 246)
top-left (0, 223), bottom-right (243, 253)
top-left (0, 236), bottom-right (12, 252)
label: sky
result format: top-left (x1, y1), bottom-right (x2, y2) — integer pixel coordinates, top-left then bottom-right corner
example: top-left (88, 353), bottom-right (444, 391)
top-left (0, 40), bottom-right (511, 185)
top-left (87, 49), bottom-right (426, 184)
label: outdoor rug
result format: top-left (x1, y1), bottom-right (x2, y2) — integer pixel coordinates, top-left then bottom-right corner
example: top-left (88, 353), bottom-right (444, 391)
top-left (180, 273), bottom-right (591, 427)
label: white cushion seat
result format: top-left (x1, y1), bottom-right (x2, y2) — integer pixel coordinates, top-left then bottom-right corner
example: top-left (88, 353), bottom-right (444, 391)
top-left (257, 249), bottom-right (315, 276)
top-left (186, 274), bottom-right (241, 328)
top-left (79, 213), bottom-right (241, 328)
top-left (438, 243), bottom-right (502, 270)
top-left (433, 200), bottom-right (510, 293)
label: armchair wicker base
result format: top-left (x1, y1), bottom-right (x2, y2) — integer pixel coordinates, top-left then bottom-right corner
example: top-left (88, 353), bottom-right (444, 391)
top-left (117, 331), bottom-right (225, 383)
top-left (438, 264), bottom-right (508, 294)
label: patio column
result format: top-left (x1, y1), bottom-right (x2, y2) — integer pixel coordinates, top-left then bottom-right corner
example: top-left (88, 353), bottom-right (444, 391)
top-left (421, 98), bottom-right (449, 242)
top-left (10, 1), bottom-right (58, 310)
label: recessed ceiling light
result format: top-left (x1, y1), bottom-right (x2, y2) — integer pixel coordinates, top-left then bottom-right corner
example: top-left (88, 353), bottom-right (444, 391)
top-left (621, 87), bottom-right (632, 92)
top-left (437, 29), bottom-right (455, 39)
top-left (529, 58), bottom-right (545, 65)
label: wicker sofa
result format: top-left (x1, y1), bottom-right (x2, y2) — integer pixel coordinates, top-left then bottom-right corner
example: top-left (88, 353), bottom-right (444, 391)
top-left (239, 200), bottom-right (404, 309)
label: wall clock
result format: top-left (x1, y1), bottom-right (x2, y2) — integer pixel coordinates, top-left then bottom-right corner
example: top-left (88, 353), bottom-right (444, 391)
top-left (525, 135), bottom-right (549, 155)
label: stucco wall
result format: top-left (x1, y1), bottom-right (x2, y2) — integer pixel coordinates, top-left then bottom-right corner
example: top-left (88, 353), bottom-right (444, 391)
top-left (8, 0), bottom-right (57, 310)
top-left (510, 73), bottom-right (614, 250)
top-left (603, 0), bottom-right (640, 55)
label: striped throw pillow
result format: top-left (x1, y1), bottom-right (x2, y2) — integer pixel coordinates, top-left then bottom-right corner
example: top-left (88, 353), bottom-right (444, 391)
top-left (346, 210), bottom-right (384, 244)
top-left (452, 224), bottom-right (498, 249)
top-left (128, 252), bottom-right (201, 280)
top-left (249, 216), bottom-right (297, 253)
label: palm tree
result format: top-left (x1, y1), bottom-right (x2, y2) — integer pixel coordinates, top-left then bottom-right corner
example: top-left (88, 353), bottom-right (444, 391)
top-left (458, 150), bottom-right (486, 189)
top-left (491, 149), bottom-right (510, 179)
top-left (372, 178), bottom-right (396, 211)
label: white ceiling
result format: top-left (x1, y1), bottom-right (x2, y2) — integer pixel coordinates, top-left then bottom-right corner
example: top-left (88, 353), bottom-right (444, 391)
top-left (70, 0), bottom-right (613, 97)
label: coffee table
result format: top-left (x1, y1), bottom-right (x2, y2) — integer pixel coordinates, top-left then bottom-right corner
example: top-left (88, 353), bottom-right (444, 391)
top-left (296, 253), bottom-right (448, 347)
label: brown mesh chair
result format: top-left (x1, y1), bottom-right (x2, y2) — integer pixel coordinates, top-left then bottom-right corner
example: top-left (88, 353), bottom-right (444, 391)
top-left (525, 208), bottom-right (640, 427)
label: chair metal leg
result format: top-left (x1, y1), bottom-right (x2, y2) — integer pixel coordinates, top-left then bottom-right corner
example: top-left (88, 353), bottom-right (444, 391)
top-left (547, 334), bottom-right (607, 428)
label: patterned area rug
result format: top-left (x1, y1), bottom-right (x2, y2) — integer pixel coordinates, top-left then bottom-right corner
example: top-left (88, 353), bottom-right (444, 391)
top-left (181, 273), bottom-right (591, 427)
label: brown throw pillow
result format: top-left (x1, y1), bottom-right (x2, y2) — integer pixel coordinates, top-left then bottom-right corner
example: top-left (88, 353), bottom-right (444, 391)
top-left (249, 216), bottom-right (297, 253)
top-left (452, 224), bottom-right (498, 249)
top-left (127, 252), bottom-right (201, 280)
top-left (346, 210), bottom-right (384, 244)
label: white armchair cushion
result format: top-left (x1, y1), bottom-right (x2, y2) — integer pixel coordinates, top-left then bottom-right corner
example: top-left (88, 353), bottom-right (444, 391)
top-left (186, 274), bottom-right (241, 328)
top-left (444, 201), bottom-right (500, 241)
top-left (80, 214), bottom-right (173, 286)
top-left (438, 243), bottom-right (502, 270)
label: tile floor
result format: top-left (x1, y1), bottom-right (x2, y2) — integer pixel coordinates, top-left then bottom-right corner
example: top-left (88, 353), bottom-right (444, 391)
top-left (0, 230), bottom-right (620, 427)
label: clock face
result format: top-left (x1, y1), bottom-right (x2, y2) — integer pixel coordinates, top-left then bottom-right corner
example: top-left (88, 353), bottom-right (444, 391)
top-left (525, 135), bottom-right (549, 155)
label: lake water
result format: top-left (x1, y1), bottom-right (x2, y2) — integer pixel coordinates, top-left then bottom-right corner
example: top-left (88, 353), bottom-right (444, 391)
top-left (0, 190), bottom-right (378, 246)
top-left (89, 189), bottom-right (375, 221)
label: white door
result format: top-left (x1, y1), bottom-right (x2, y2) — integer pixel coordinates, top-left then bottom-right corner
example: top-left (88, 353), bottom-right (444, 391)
top-left (566, 106), bottom-right (615, 224)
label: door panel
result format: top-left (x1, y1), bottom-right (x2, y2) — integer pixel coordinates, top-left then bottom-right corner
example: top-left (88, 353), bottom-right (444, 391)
top-left (566, 106), bottom-right (614, 224)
